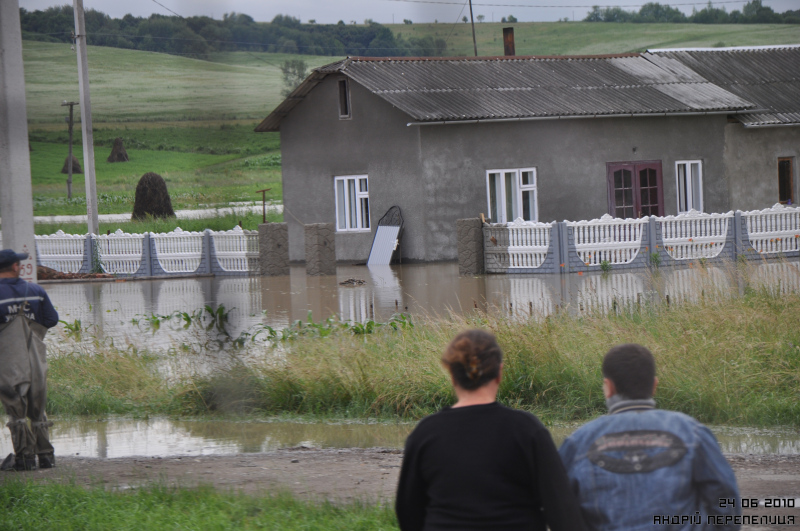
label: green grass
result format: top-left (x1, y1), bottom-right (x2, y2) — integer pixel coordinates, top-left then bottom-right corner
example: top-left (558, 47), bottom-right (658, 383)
top-left (26, 133), bottom-right (281, 217)
top-left (390, 21), bottom-right (800, 56)
top-left (0, 482), bottom-right (397, 531)
top-left (22, 41), bottom-right (341, 124)
top-left (47, 280), bottom-right (800, 426)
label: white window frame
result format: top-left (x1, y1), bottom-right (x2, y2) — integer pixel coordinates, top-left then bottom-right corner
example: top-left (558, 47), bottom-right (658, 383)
top-left (334, 175), bottom-right (370, 232)
top-left (675, 160), bottom-right (703, 213)
top-left (485, 168), bottom-right (538, 223)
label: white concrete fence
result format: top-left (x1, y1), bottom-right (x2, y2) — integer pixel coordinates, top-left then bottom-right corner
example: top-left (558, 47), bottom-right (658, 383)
top-left (484, 204), bottom-right (800, 273)
top-left (34, 226), bottom-right (259, 277)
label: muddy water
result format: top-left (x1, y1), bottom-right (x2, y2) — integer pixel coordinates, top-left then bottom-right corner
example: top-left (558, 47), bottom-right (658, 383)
top-left (1, 419), bottom-right (796, 459)
top-left (45, 261), bottom-right (800, 350)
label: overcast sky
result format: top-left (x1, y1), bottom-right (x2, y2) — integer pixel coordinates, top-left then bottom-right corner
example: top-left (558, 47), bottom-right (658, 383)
top-left (18, 0), bottom-right (799, 24)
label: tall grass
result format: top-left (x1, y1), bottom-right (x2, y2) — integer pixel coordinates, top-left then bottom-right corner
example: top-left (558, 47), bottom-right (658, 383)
top-left (0, 481), bottom-right (397, 530)
top-left (47, 283), bottom-right (800, 426)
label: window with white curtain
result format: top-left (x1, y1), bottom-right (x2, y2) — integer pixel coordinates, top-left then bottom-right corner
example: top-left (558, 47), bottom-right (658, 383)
top-left (334, 175), bottom-right (369, 231)
top-left (486, 168), bottom-right (538, 223)
top-left (676, 161), bottom-right (703, 213)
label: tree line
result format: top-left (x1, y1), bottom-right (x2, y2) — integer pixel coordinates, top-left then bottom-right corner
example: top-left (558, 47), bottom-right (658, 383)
top-left (584, 0), bottom-right (799, 23)
top-left (19, 7), bottom-right (448, 57)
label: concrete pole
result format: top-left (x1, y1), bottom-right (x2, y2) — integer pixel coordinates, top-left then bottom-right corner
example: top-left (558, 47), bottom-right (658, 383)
top-left (73, 0), bottom-right (99, 235)
top-left (468, 0), bottom-right (478, 57)
top-left (0, 0), bottom-right (38, 282)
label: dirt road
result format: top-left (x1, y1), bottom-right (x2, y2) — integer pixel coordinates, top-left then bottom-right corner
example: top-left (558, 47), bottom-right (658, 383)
top-left (3, 449), bottom-right (798, 529)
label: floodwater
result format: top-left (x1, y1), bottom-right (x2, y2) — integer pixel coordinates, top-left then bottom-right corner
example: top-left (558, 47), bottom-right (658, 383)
top-left (1, 418), bottom-right (797, 459)
top-left (45, 261), bottom-right (800, 350)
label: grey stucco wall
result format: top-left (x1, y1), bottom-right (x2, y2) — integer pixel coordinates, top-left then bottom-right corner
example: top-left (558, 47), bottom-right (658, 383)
top-left (724, 123), bottom-right (800, 211)
top-left (280, 76), bottom-right (423, 262)
top-left (416, 114), bottom-right (730, 260)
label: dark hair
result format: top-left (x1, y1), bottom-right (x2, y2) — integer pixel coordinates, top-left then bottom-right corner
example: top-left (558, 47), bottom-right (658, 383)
top-left (602, 344), bottom-right (656, 399)
top-left (441, 330), bottom-right (503, 391)
top-left (0, 262), bottom-right (17, 273)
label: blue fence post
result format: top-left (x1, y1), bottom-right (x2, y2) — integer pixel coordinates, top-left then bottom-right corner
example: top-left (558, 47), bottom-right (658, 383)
top-left (204, 229), bottom-right (215, 275)
top-left (558, 221), bottom-right (570, 274)
top-left (648, 217), bottom-right (657, 268)
top-left (550, 223), bottom-right (561, 276)
top-left (733, 211), bottom-right (743, 261)
top-left (143, 233), bottom-right (153, 277)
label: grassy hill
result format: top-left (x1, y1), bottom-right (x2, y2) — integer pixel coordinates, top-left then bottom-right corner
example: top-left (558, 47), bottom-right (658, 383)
top-left (22, 41), bottom-right (338, 124)
top-left (391, 21), bottom-right (800, 56)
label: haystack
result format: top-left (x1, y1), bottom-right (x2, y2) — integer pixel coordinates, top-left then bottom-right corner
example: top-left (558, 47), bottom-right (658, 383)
top-left (107, 137), bottom-right (129, 162)
top-left (131, 172), bottom-right (175, 220)
top-left (60, 155), bottom-right (82, 174)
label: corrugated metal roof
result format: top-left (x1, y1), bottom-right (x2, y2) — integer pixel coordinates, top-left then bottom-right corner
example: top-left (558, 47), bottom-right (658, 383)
top-left (255, 54), bottom-right (757, 131)
top-left (648, 46), bottom-right (800, 127)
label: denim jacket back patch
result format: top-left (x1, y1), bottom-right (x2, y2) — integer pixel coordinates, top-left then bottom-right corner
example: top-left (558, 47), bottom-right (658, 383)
top-left (559, 407), bottom-right (741, 531)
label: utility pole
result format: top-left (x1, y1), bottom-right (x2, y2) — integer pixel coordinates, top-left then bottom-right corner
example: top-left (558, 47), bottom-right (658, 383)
top-left (468, 0), bottom-right (478, 57)
top-left (0, 0), bottom-right (38, 281)
top-left (73, 0), bottom-right (99, 235)
top-left (61, 101), bottom-right (79, 200)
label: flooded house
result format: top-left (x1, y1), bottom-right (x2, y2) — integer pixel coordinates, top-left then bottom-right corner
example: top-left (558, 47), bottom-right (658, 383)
top-left (256, 45), bottom-right (800, 263)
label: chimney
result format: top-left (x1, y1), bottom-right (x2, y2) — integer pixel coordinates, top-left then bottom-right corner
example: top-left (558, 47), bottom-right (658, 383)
top-left (503, 27), bottom-right (515, 56)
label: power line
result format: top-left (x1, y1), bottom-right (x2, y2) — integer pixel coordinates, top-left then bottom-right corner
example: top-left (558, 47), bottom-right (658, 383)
top-left (381, 0), bottom-right (749, 7)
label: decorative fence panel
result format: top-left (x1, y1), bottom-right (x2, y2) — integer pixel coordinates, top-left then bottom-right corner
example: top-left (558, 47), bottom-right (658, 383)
top-left (94, 230), bottom-right (146, 275)
top-left (35, 231), bottom-right (87, 273)
top-left (742, 203), bottom-right (800, 254)
top-left (210, 226), bottom-right (259, 273)
top-left (567, 214), bottom-right (647, 266)
top-left (151, 228), bottom-right (204, 273)
top-left (484, 219), bottom-right (552, 271)
top-left (659, 210), bottom-right (731, 260)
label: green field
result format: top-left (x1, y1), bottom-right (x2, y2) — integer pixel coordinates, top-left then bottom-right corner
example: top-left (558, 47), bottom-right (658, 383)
top-left (19, 22), bottom-right (800, 222)
top-left (392, 21), bottom-right (800, 56)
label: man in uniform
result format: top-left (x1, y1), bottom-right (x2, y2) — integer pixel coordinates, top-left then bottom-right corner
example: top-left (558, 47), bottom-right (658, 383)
top-left (559, 343), bottom-right (741, 530)
top-left (0, 249), bottom-right (59, 471)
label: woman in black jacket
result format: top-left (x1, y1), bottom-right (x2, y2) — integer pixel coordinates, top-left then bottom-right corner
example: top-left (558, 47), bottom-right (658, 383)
top-left (395, 329), bottom-right (586, 531)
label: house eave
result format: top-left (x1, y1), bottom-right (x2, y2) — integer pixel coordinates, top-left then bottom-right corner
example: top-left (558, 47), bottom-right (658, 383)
top-left (406, 108), bottom-right (763, 127)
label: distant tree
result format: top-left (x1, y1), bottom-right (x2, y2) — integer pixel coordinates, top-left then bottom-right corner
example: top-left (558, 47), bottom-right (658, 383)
top-left (585, 6), bottom-right (603, 21)
top-left (507, 15), bottom-right (518, 22)
top-left (403, 18), bottom-right (413, 24)
top-left (364, 18), bottom-right (374, 25)
top-left (476, 14), bottom-right (485, 22)
top-left (501, 17), bottom-right (507, 22)
top-left (462, 16), bottom-right (468, 23)
top-left (280, 59), bottom-right (307, 97)
top-left (308, 19), bottom-right (315, 24)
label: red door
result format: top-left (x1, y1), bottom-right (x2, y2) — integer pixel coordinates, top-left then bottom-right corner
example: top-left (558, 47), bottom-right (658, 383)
top-left (607, 161), bottom-right (663, 218)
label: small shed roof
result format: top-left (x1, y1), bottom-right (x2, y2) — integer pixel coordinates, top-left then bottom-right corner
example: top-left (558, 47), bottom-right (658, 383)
top-left (649, 45), bottom-right (800, 127)
top-left (256, 53), bottom-right (756, 132)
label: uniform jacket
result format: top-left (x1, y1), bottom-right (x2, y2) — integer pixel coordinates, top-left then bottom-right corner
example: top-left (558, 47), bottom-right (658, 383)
top-left (0, 278), bottom-right (59, 328)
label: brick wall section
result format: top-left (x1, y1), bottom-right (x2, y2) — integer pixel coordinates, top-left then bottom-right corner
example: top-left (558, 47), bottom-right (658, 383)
top-left (457, 218), bottom-right (484, 275)
top-left (259, 223), bottom-right (290, 276)
top-left (305, 223), bottom-right (336, 276)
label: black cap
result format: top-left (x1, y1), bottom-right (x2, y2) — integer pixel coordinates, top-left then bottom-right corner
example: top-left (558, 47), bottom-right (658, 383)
top-left (0, 249), bottom-right (29, 269)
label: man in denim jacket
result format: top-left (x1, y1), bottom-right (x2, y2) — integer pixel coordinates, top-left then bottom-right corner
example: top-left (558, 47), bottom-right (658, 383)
top-left (559, 344), bottom-right (741, 530)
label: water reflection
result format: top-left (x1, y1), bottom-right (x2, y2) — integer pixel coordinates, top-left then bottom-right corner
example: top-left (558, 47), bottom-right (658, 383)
top-left (45, 261), bottom-right (800, 349)
top-left (1, 419), bottom-right (795, 458)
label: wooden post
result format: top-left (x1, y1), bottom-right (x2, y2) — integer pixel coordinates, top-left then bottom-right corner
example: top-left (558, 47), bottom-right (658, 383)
top-left (256, 188), bottom-right (271, 224)
top-left (61, 101), bottom-right (78, 199)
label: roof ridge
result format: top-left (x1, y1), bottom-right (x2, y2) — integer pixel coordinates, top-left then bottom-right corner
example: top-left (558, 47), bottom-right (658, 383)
top-left (345, 53), bottom-right (641, 62)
